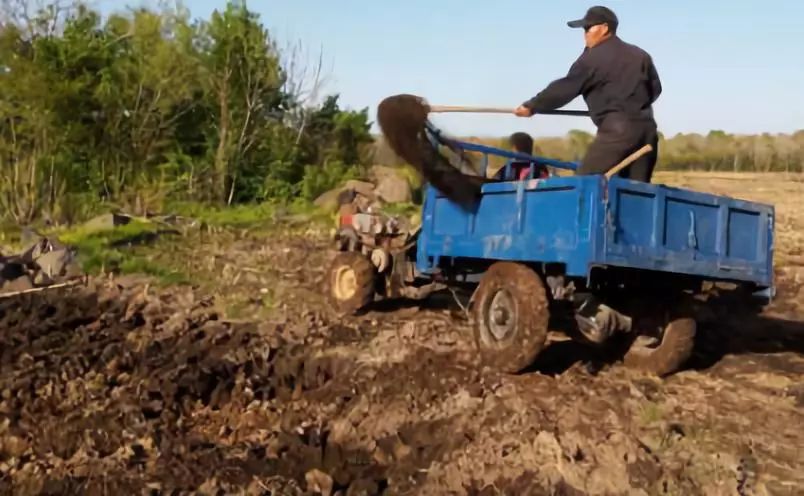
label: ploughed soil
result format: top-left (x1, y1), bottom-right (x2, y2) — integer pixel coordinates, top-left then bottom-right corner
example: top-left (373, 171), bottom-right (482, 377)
top-left (1, 174), bottom-right (803, 495)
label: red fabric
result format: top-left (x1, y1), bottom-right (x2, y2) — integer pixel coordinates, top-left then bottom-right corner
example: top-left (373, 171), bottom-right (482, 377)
top-left (510, 162), bottom-right (549, 180)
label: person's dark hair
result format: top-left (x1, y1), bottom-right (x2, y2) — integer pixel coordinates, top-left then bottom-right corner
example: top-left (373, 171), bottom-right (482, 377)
top-left (509, 132), bottom-right (534, 155)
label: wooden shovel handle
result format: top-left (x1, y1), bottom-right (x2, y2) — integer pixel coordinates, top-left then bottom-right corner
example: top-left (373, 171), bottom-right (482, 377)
top-left (427, 105), bottom-right (590, 117)
top-left (604, 144), bottom-right (654, 179)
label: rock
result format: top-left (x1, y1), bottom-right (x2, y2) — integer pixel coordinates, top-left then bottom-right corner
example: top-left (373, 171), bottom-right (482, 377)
top-left (369, 166), bottom-right (413, 203)
top-left (368, 165), bottom-right (401, 182)
top-left (314, 180), bottom-right (378, 211)
top-left (375, 174), bottom-right (412, 203)
top-left (34, 249), bottom-right (75, 279)
top-left (20, 238), bottom-right (50, 264)
top-left (2, 274), bottom-right (33, 293)
top-left (63, 260), bottom-right (84, 279)
top-left (336, 189), bottom-right (357, 207)
top-left (305, 469), bottom-right (333, 496)
top-left (33, 271), bottom-right (54, 286)
top-left (315, 189), bottom-right (347, 211)
top-left (343, 180), bottom-right (376, 198)
top-left (82, 213), bottom-right (133, 232)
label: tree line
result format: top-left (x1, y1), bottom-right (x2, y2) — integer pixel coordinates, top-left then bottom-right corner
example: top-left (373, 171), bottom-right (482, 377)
top-left (0, 1), bottom-right (372, 223)
top-left (374, 129), bottom-right (804, 175)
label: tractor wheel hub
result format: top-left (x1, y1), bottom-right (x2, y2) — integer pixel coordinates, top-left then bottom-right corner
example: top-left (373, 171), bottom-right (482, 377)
top-left (488, 290), bottom-right (515, 341)
top-left (333, 266), bottom-right (357, 300)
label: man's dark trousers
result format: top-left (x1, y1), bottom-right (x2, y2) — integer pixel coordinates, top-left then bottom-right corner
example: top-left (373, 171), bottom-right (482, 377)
top-left (578, 114), bottom-right (659, 182)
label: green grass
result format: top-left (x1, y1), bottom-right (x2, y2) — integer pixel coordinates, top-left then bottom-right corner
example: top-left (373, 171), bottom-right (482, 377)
top-left (56, 219), bottom-right (156, 245)
top-left (2, 200), bottom-right (334, 287)
top-left (167, 200), bottom-right (333, 229)
top-left (167, 201), bottom-right (279, 228)
top-left (50, 220), bottom-right (190, 285)
top-left (118, 256), bottom-right (191, 286)
top-left (51, 201), bottom-right (331, 285)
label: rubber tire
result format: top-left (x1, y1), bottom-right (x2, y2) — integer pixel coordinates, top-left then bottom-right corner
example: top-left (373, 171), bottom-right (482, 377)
top-left (327, 252), bottom-right (376, 315)
top-left (472, 262), bottom-right (549, 373)
top-left (623, 318), bottom-right (696, 377)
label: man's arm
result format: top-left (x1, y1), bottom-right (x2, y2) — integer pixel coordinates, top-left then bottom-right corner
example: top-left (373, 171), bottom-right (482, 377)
top-left (521, 55), bottom-right (593, 114)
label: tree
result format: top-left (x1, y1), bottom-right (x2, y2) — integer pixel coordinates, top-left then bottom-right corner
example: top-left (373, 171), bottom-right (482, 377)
top-left (0, 22), bottom-right (58, 221)
top-left (298, 94), bottom-right (372, 167)
top-left (198, 1), bottom-right (288, 204)
top-left (0, 0), bottom-right (383, 223)
top-left (567, 129), bottom-right (594, 161)
top-left (91, 8), bottom-right (201, 198)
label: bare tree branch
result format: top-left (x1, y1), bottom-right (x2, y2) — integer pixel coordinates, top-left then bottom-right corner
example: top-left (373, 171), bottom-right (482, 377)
top-left (278, 38), bottom-right (331, 145)
top-left (2, 0), bottom-right (74, 38)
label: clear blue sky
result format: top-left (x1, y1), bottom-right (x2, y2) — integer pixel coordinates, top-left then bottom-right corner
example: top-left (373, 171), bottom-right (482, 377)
top-left (102, 1), bottom-right (803, 138)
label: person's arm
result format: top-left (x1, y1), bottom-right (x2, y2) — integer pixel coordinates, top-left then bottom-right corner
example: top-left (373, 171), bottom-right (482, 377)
top-left (520, 54), bottom-right (594, 115)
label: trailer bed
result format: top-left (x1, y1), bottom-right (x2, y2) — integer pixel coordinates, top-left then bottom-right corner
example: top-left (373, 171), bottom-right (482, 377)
top-left (416, 175), bottom-right (774, 289)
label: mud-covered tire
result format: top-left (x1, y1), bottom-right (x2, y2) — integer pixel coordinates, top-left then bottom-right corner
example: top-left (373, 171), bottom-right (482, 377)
top-left (471, 262), bottom-right (549, 373)
top-left (327, 252), bottom-right (376, 315)
top-left (623, 318), bottom-right (696, 377)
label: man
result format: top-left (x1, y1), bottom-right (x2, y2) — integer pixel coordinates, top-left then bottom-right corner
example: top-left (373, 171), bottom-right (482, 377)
top-left (495, 132), bottom-right (549, 181)
top-left (514, 6), bottom-right (662, 182)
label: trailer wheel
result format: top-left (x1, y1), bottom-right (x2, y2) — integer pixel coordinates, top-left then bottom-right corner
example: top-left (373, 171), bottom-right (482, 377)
top-left (472, 262), bottom-right (549, 373)
top-left (623, 317), bottom-right (696, 377)
top-left (328, 252), bottom-right (376, 315)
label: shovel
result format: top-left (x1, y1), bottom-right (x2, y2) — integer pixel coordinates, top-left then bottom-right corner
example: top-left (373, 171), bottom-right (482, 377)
top-left (427, 105), bottom-right (590, 117)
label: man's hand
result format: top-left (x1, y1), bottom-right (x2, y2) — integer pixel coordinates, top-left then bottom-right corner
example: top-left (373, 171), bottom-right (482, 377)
top-left (514, 105), bottom-right (533, 117)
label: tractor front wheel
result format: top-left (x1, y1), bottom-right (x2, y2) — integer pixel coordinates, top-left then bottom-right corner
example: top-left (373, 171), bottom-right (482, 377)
top-left (327, 252), bottom-right (376, 315)
top-left (472, 262), bottom-right (549, 373)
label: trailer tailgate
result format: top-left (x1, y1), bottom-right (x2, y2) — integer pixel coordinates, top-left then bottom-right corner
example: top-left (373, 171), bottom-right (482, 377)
top-left (601, 178), bottom-right (774, 287)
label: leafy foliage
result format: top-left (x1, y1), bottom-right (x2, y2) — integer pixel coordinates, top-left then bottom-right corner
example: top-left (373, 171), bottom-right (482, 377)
top-left (299, 160), bottom-right (363, 201)
top-left (0, 1), bottom-right (373, 223)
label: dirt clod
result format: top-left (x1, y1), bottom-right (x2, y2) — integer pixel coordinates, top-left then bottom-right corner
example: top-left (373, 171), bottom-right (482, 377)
top-left (377, 94), bottom-right (492, 207)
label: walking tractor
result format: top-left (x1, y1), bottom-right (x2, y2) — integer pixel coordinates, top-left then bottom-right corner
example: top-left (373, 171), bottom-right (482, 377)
top-left (327, 120), bottom-right (775, 377)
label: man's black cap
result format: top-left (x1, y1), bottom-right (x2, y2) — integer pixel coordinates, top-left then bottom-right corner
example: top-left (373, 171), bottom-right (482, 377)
top-left (567, 6), bottom-right (618, 30)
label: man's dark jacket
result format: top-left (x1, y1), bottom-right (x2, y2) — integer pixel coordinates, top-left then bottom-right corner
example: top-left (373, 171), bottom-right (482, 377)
top-left (523, 36), bottom-right (662, 126)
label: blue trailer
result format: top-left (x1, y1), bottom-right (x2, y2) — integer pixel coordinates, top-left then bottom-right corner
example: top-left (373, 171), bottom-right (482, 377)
top-left (327, 133), bottom-right (775, 376)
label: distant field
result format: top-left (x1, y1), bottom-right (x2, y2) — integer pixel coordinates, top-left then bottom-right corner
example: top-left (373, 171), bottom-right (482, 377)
top-left (656, 171), bottom-right (804, 269)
